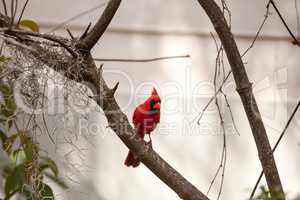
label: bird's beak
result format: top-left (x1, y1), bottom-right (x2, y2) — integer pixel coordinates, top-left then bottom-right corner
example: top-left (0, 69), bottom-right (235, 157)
top-left (153, 102), bottom-right (160, 110)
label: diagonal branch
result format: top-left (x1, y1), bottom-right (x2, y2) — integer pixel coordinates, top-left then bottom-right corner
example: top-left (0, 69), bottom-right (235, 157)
top-left (76, 0), bottom-right (121, 51)
top-left (93, 62), bottom-right (209, 200)
top-left (0, 12), bottom-right (209, 200)
top-left (249, 100), bottom-right (300, 199)
top-left (47, 1), bottom-right (108, 33)
top-left (269, 0), bottom-right (300, 47)
top-left (16, 0), bottom-right (29, 25)
top-left (1, 0), bottom-right (8, 16)
top-left (196, 0), bottom-right (285, 199)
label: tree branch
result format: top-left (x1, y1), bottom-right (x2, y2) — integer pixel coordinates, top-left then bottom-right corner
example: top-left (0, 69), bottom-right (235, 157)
top-left (92, 62), bottom-right (209, 200)
top-left (249, 100), bottom-right (300, 199)
top-left (16, 0), bottom-right (29, 26)
top-left (1, 28), bottom-right (78, 58)
top-left (1, 0), bottom-right (8, 16)
top-left (0, 11), bottom-right (209, 200)
top-left (269, 0), bottom-right (300, 47)
top-left (196, 0), bottom-right (285, 198)
top-left (76, 0), bottom-right (121, 51)
top-left (94, 54), bottom-right (190, 62)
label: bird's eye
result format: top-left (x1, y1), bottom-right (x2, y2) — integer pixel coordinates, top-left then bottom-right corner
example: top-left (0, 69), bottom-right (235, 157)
top-left (150, 100), bottom-right (155, 109)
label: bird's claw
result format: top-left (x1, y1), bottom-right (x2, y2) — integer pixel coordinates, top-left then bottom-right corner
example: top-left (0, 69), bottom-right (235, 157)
top-left (146, 140), bottom-right (153, 149)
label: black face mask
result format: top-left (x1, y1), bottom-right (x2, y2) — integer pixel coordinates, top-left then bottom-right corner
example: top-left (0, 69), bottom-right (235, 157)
top-left (149, 100), bottom-right (160, 115)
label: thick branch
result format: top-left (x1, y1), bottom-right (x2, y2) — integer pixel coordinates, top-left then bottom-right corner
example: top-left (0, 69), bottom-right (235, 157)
top-left (196, 0), bottom-right (284, 198)
top-left (91, 62), bottom-right (209, 200)
top-left (249, 100), bottom-right (300, 199)
top-left (76, 0), bottom-right (121, 51)
top-left (0, 12), bottom-right (209, 200)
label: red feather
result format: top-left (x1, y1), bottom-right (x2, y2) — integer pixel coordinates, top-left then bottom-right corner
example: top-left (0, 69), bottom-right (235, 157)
top-left (124, 88), bottom-right (161, 167)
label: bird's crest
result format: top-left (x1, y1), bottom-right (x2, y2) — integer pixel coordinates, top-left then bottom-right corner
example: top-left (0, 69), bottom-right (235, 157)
top-left (151, 87), bottom-right (158, 96)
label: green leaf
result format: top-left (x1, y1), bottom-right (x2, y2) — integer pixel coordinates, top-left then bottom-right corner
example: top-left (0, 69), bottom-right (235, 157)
top-left (0, 85), bottom-right (12, 96)
top-left (0, 56), bottom-right (11, 63)
top-left (5, 96), bottom-right (17, 114)
top-left (0, 56), bottom-right (10, 73)
top-left (3, 188), bottom-right (19, 200)
top-left (39, 183), bottom-right (54, 200)
top-left (4, 164), bottom-right (25, 196)
top-left (0, 108), bottom-right (13, 119)
top-left (24, 142), bottom-right (35, 163)
top-left (21, 182), bottom-right (55, 200)
top-left (19, 19), bottom-right (39, 33)
top-left (44, 172), bottom-right (68, 189)
top-left (0, 128), bottom-right (8, 144)
top-left (4, 133), bottom-right (20, 154)
top-left (22, 182), bottom-right (55, 200)
top-left (10, 149), bottom-right (26, 165)
top-left (0, 86), bottom-right (17, 127)
top-left (39, 156), bottom-right (58, 177)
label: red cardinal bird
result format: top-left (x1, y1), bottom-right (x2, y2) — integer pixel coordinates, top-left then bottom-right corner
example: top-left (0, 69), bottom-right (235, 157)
top-left (124, 88), bottom-right (161, 167)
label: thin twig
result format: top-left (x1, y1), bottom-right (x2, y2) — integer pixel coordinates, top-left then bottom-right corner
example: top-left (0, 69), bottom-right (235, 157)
top-left (10, 0), bottom-right (14, 26)
top-left (66, 28), bottom-right (74, 39)
top-left (206, 98), bottom-right (228, 200)
top-left (295, 0), bottom-right (300, 38)
top-left (94, 55), bottom-right (190, 62)
top-left (249, 100), bottom-right (300, 199)
top-left (41, 82), bottom-right (55, 144)
top-left (270, 0), bottom-right (300, 46)
top-left (214, 49), bottom-right (227, 200)
top-left (2, 28), bottom-right (77, 58)
top-left (221, 0), bottom-right (231, 28)
top-left (242, 1), bottom-right (271, 57)
top-left (195, 71), bottom-right (231, 125)
top-left (16, 0), bottom-right (29, 26)
top-left (13, 0), bottom-right (18, 24)
top-left (76, 0), bottom-right (121, 51)
top-left (1, 34), bottom-right (34, 51)
top-left (217, 126), bottom-right (227, 200)
top-left (0, 40), bottom-right (4, 54)
top-left (204, 30), bottom-right (228, 200)
top-left (1, 0), bottom-right (7, 16)
top-left (47, 1), bottom-right (108, 33)
top-left (221, 91), bottom-right (240, 135)
top-left (198, 0), bottom-right (272, 127)
top-left (79, 22), bottom-right (92, 40)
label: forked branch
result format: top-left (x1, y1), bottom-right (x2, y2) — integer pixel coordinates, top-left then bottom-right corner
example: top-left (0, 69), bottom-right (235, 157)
top-left (0, 9), bottom-right (209, 200)
top-left (76, 0), bottom-right (121, 51)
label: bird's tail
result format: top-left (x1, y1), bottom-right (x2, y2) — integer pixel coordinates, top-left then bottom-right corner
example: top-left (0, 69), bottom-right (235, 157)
top-left (124, 129), bottom-right (145, 167)
top-left (124, 151), bottom-right (140, 167)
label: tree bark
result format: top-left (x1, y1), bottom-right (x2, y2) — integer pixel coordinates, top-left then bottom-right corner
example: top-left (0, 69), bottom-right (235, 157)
top-left (76, 0), bottom-right (121, 51)
top-left (0, 5), bottom-right (210, 200)
top-left (196, 0), bottom-right (284, 198)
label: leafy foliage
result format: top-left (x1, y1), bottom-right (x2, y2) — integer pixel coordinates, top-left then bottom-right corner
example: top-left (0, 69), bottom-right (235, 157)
top-left (0, 56), bottom-right (67, 199)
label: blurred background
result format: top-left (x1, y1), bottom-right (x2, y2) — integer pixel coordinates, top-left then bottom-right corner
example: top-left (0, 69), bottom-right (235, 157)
top-left (18, 0), bottom-right (300, 199)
